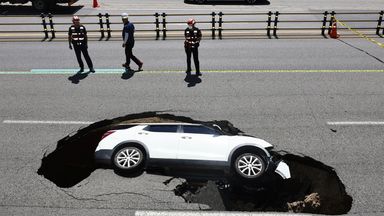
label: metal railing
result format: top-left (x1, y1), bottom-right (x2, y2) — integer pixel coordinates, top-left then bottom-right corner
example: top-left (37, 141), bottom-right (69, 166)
top-left (0, 10), bottom-right (382, 41)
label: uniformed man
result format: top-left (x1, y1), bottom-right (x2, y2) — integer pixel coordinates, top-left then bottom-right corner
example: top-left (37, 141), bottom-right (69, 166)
top-left (68, 16), bottom-right (95, 73)
top-left (121, 13), bottom-right (143, 72)
top-left (184, 18), bottom-right (202, 76)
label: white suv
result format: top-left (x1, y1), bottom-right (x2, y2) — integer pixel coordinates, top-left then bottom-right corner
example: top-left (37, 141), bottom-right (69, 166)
top-left (95, 123), bottom-right (290, 180)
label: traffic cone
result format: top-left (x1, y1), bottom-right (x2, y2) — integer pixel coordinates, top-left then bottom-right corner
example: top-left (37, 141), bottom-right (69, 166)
top-left (329, 20), bottom-right (340, 39)
top-left (93, 0), bottom-right (99, 8)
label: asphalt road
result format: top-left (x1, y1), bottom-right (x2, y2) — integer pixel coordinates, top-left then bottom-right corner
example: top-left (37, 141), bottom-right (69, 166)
top-left (0, 38), bottom-right (383, 71)
top-left (1, 1), bottom-right (384, 216)
top-left (1, 37), bottom-right (384, 215)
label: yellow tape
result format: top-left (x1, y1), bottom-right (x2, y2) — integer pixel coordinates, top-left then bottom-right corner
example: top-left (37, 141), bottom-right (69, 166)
top-left (335, 18), bottom-right (384, 48)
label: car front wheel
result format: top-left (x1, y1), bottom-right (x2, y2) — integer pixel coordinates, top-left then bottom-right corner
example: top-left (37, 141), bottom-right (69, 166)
top-left (234, 152), bottom-right (266, 179)
top-left (112, 146), bottom-right (144, 173)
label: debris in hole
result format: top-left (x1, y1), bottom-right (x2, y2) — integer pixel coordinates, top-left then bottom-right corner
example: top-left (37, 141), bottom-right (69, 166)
top-left (170, 153), bottom-right (352, 215)
top-left (287, 193), bottom-right (320, 213)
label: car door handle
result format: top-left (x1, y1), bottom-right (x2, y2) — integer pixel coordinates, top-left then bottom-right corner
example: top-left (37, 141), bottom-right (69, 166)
top-left (181, 136), bottom-right (192, 139)
top-left (138, 132), bottom-right (148, 135)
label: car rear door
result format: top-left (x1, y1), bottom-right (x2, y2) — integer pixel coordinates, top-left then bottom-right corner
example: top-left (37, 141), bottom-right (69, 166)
top-left (177, 125), bottom-right (229, 161)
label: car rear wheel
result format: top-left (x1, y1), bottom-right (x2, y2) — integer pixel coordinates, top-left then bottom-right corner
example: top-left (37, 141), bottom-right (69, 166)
top-left (234, 152), bottom-right (265, 179)
top-left (112, 146), bottom-right (144, 173)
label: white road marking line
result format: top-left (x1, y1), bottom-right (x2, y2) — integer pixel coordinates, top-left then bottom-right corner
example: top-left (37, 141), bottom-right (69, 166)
top-left (327, 121), bottom-right (384, 126)
top-left (3, 120), bottom-right (94, 125)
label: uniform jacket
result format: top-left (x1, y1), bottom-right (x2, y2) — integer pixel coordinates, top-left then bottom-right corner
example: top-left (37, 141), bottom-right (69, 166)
top-left (184, 26), bottom-right (202, 48)
top-left (68, 25), bottom-right (87, 46)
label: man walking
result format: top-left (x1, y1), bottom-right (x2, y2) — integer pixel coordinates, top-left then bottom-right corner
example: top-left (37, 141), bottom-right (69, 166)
top-left (68, 16), bottom-right (95, 73)
top-left (121, 13), bottom-right (143, 72)
top-left (184, 18), bottom-right (202, 76)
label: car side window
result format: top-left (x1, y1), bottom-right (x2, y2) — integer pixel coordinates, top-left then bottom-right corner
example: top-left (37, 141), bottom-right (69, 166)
top-left (144, 125), bottom-right (178, 133)
top-left (183, 125), bottom-right (219, 135)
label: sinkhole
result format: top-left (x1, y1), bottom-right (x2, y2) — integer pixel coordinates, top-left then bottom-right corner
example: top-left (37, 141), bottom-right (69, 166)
top-left (37, 111), bottom-right (352, 214)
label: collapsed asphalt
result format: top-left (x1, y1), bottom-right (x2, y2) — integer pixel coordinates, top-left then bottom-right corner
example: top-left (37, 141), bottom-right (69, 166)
top-left (37, 111), bottom-right (352, 214)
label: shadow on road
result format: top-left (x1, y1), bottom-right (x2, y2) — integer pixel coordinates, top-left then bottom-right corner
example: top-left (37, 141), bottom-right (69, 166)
top-left (184, 74), bottom-right (202, 87)
top-left (37, 111), bottom-right (352, 214)
top-left (121, 71), bottom-right (137, 80)
top-left (0, 5), bottom-right (83, 15)
top-left (68, 71), bottom-right (90, 84)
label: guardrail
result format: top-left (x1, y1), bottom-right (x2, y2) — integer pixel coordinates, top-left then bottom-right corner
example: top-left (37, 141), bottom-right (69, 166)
top-left (0, 11), bottom-right (382, 41)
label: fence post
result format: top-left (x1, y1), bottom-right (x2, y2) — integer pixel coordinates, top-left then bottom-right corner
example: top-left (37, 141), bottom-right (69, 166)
top-left (98, 13), bottom-right (105, 39)
top-left (211, 12), bottom-right (216, 39)
top-left (155, 13), bottom-right (160, 40)
top-left (328, 11), bottom-right (336, 35)
top-left (40, 13), bottom-right (49, 39)
top-left (273, 11), bottom-right (279, 38)
top-left (48, 13), bottom-right (55, 39)
top-left (104, 13), bottom-right (111, 39)
top-left (162, 12), bottom-right (167, 40)
top-left (321, 11), bottom-right (328, 37)
top-left (377, 11), bottom-right (383, 36)
top-left (267, 11), bottom-right (272, 38)
top-left (218, 11), bottom-right (223, 39)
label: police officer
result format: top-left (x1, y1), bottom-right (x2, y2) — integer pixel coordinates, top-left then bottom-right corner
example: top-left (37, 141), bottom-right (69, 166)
top-left (184, 18), bottom-right (202, 76)
top-left (121, 13), bottom-right (143, 72)
top-left (68, 16), bottom-right (95, 73)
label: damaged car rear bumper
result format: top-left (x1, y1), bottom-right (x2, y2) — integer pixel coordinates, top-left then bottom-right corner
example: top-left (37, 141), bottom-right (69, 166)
top-left (274, 160), bottom-right (291, 179)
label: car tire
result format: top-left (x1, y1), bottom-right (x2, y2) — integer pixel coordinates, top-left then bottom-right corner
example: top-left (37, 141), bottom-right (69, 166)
top-left (112, 145), bottom-right (145, 174)
top-left (234, 152), bottom-right (266, 179)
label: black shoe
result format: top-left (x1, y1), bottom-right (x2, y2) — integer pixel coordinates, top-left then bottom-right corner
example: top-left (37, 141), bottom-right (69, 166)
top-left (89, 68), bottom-right (95, 73)
top-left (125, 67), bottom-right (133, 72)
top-left (77, 68), bottom-right (84, 73)
top-left (196, 72), bottom-right (202, 76)
top-left (138, 62), bottom-right (143, 71)
top-left (122, 63), bottom-right (130, 68)
top-left (186, 70), bottom-right (191, 75)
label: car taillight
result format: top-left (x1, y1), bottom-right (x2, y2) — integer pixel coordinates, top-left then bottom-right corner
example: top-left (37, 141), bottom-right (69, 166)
top-left (101, 130), bottom-right (116, 140)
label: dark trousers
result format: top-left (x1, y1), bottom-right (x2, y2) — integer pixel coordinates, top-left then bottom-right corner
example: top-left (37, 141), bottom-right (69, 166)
top-left (74, 45), bottom-right (93, 69)
top-left (185, 47), bottom-right (200, 73)
top-left (125, 45), bottom-right (141, 67)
